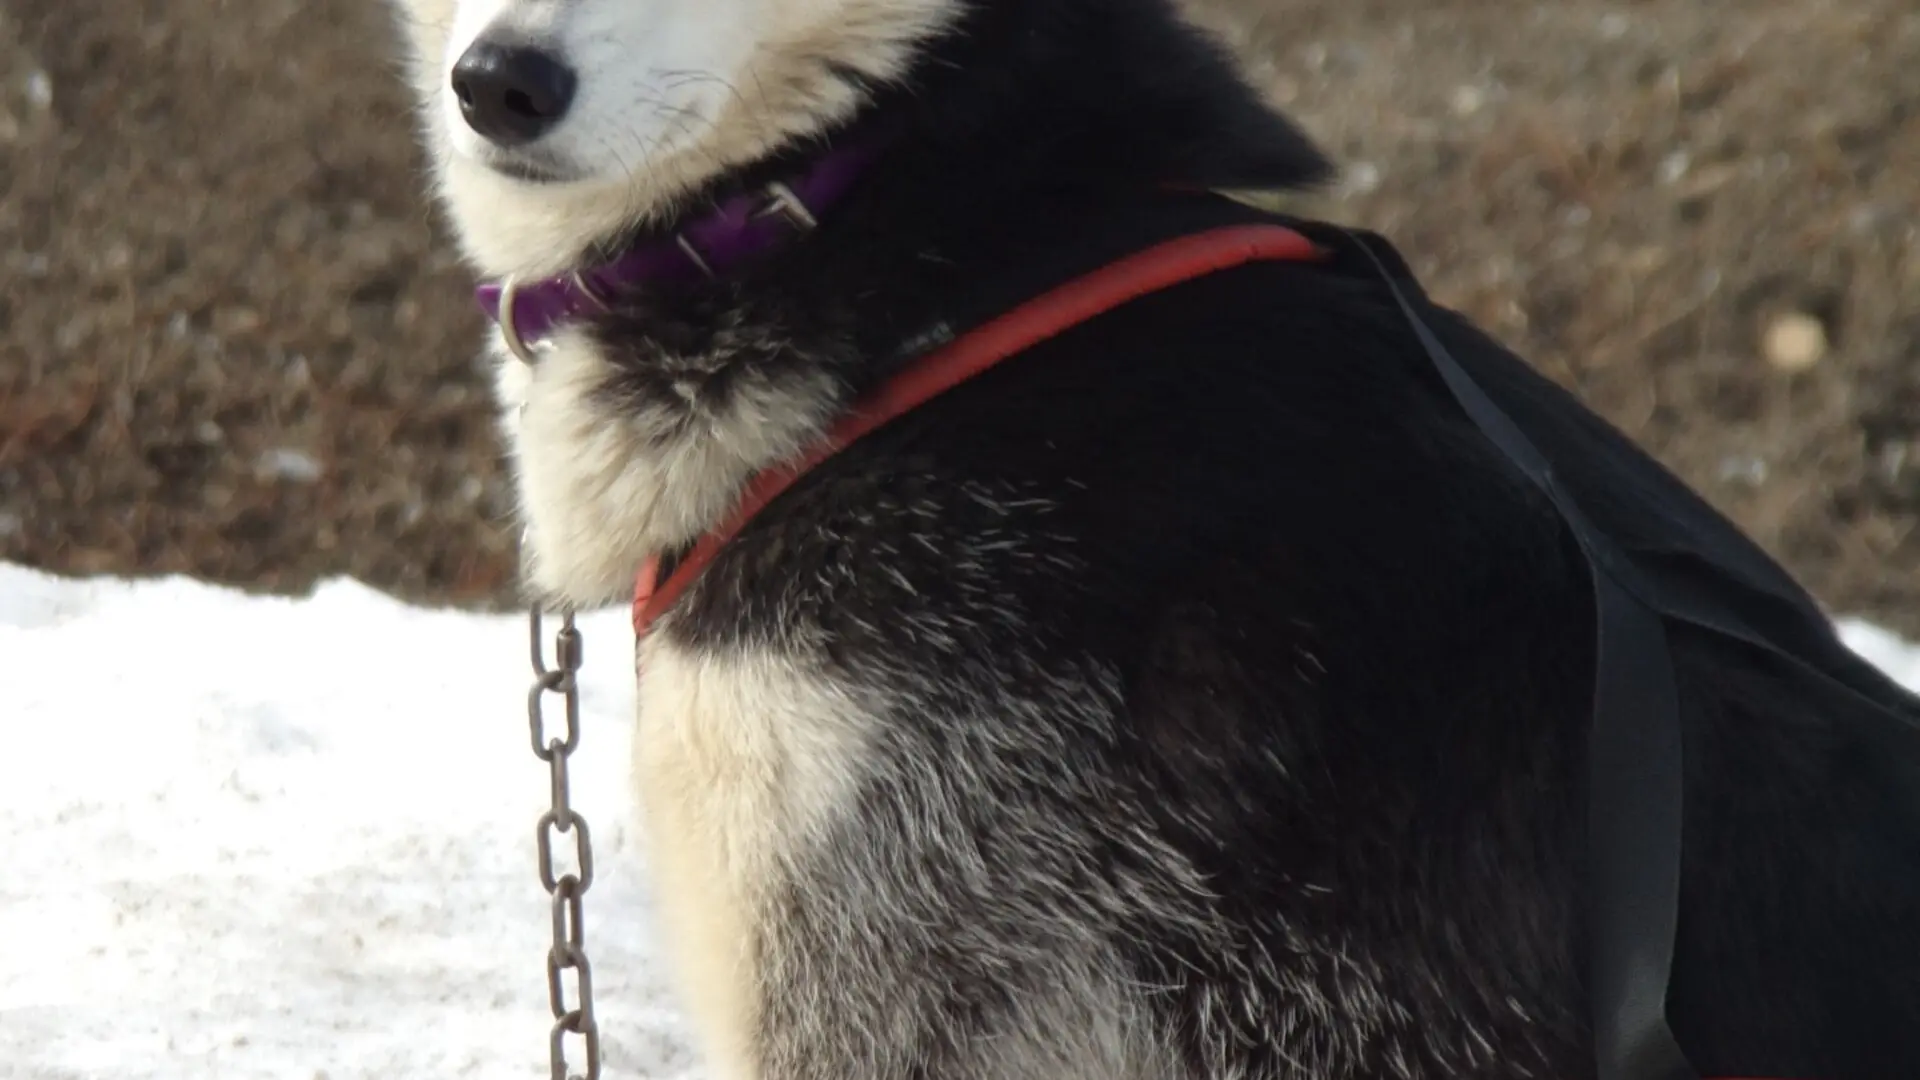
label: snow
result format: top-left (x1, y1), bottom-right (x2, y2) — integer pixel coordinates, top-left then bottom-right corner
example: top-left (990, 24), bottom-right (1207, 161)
top-left (0, 566), bottom-right (697, 1080)
top-left (3, 563), bottom-right (1918, 1080)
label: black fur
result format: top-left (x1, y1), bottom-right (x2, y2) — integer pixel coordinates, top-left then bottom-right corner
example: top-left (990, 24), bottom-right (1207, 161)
top-left (581, 0), bottom-right (1920, 1075)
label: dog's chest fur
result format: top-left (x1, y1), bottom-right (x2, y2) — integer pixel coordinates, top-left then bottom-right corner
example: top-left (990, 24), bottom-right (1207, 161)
top-left (494, 281), bottom-right (862, 608)
top-left (630, 639), bottom-right (877, 1079)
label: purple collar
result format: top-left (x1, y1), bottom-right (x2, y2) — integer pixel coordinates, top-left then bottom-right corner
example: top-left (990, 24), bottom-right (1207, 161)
top-left (476, 146), bottom-right (874, 362)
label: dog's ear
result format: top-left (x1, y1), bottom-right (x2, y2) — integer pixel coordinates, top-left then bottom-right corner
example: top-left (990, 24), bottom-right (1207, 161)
top-left (1164, 96), bottom-right (1334, 193)
top-left (893, 0), bottom-right (1336, 194)
top-left (1140, 8), bottom-right (1336, 193)
top-left (1072, 0), bottom-right (1336, 193)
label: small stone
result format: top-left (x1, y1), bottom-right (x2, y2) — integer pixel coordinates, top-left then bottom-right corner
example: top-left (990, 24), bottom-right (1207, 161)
top-left (24, 70), bottom-right (53, 110)
top-left (1340, 161), bottom-right (1382, 198)
top-left (1624, 246), bottom-right (1666, 274)
top-left (1717, 454), bottom-right (1769, 486)
top-left (55, 317), bottom-right (91, 351)
top-left (1657, 150), bottom-right (1691, 185)
top-left (1762, 311), bottom-right (1828, 372)
top-left (215, 306), bottom-right (264, 337)
top-left (255, 448), bottom-right (323, 484)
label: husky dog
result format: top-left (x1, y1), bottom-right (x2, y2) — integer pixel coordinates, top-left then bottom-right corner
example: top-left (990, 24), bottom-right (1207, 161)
top-left (385, 1), bottom-right (1920, 1077)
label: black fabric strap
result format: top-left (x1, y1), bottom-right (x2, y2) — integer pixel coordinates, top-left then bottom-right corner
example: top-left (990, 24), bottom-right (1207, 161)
top-left (898, 188), bottom-right (1912, 1078)
top-left (1341, 230), bottom-right (1700, 1080)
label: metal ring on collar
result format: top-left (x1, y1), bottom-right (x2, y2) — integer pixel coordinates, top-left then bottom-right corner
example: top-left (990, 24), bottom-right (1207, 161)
top-left (496, 276), bottom-right (539, 365)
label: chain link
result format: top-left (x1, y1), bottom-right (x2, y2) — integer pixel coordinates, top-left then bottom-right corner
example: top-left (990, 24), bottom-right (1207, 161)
top-left (529, 608), bottom-right (600, 1080)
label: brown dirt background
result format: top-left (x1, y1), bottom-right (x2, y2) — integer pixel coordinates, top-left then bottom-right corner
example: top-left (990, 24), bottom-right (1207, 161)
top-left (2, 0), bottom-right (1918, 628)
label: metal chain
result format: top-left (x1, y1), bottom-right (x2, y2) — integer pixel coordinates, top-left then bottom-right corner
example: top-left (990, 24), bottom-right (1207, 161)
top-left (529, 607), bottom-right (600, 1080)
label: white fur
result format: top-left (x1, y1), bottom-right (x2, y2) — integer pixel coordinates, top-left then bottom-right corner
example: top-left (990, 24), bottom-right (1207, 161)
top-left (632, 637), bottom-right (879, 1079)
top-left (489, 329), bottom-right (843, 606)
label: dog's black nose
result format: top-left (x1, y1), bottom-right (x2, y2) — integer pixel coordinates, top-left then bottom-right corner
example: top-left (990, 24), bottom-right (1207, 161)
top-left (451, 41), bottom-right (576, 146)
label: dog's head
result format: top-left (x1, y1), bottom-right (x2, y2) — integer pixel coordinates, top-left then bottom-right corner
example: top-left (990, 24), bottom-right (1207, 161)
top-left (388, 0), bottom-right (961, 276)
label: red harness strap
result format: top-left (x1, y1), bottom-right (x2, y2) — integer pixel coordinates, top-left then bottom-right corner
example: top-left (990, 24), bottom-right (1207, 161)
top-left (631, 222), bottom-right (1322, 634)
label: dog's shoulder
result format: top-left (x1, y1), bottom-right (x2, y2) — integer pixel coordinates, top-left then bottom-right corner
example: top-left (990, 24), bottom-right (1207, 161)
top-left (674, 207), bottom-right (1598, 671)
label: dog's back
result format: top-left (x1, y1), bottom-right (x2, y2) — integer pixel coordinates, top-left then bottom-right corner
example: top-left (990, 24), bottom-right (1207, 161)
top-left (1422, 263), bottom-right (1920, 1077)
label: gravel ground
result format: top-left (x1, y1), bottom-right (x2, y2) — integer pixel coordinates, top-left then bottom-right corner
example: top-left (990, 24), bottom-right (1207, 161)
top-left (3, 0), bottom-right (1918, 628)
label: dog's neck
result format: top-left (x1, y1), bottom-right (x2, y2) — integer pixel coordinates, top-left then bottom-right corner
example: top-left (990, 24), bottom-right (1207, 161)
top-left (474, 142), bottom-right (881, 362)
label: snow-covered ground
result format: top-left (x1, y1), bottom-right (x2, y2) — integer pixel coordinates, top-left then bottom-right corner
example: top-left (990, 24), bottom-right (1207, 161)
top-left (0, 565), bottom-right (695, 1080)
top-left (4, 563), bottom-right (1919, 1080)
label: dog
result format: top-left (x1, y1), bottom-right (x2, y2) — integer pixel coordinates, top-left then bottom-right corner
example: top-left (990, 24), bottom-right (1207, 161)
top-left (384, 1), bottom-right (1920, 1076)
